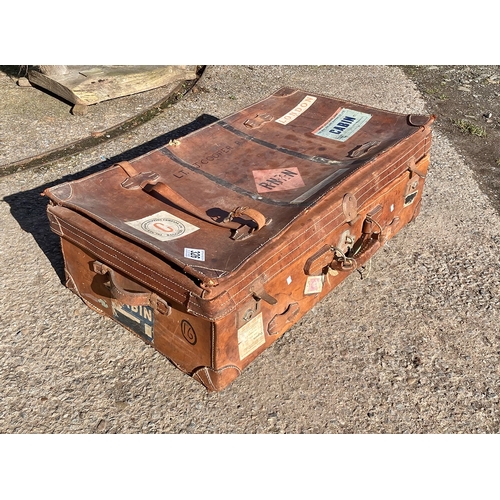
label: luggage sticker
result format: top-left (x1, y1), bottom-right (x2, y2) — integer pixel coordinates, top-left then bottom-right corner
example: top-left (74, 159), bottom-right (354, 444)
top-left (304, 275), bottom-right (324, 295)
top-left (275, 95), bottom-right (317, 125)
top-left (125, 210), bottom-right (199, 241)
top-left (112, 303), bottom-right (154, 342)
top-left (313, 108), bottom-right (372, 142)
top-left (184, 248), bottom-right (206, 261)
top-left (253, 167), bottom-right (305, 193)
top-left (237, 312), bottom-right (265, 360)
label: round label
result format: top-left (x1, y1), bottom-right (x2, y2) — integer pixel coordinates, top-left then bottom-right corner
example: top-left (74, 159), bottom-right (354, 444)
top-left (141, 218), bottom-right (186, 238)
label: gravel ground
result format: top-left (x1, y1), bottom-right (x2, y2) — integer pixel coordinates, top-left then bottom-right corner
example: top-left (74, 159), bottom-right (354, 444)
top-left (401, 65), bottom-right (500, 212)
top-left (1, 66), bottom-right (500, 440)
top-left (0, 65), bottom-right (197, 175)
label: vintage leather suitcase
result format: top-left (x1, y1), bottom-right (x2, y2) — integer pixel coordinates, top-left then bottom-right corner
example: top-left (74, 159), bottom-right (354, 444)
top-left (44, 87), bottom-right (435, 391)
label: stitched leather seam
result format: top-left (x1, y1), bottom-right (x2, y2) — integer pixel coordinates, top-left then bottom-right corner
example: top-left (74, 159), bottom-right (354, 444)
top-left (187, 264), bottom-right (229, 274)
top-left (211, 322), bottom-right (215, 368)
top-left (55, 217), bottom-right (237, 320)
top-left (186, 291), bottom-right (235, 320)
top-left (203, 367), bottom-right (216, 391)
top-left (49, 167), bottom-right (123, 202)
top-left (215, 364), bottom-right (242, 374)
top-left (224, 139), bottom-right (428, 292)
top-left (62, 206), bottom-right (188, 270)
top-left (255, 152), bottom-right (428, 289)
top-left (49, 210), bottom-right (65, 236)
top-left (58, 218), bottom-right (189, 303)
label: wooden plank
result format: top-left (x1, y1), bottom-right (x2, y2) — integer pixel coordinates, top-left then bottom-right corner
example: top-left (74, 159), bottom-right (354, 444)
top-left (72, 66), bottom-right (197, 104)
top-left (27, 65), bottom-right (198, 107)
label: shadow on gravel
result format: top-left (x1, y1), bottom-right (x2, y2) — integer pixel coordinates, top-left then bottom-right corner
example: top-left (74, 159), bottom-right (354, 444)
top-left (0, 65), bottom-right (27, 79)
top-left (3, 113), bottom-right (220, 282)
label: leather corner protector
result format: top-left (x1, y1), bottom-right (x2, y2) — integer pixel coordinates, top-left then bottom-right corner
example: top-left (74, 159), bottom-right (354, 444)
top-left (46, 183), bottom-right (73, 202)
top-left (187, 290), bottom-right (236, 320)
top-left (192, 365), bottom-right (242, 391)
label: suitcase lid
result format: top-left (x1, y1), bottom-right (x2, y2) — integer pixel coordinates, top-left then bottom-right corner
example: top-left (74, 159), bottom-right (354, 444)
top-left (44, 87), bottom-right (434, 282)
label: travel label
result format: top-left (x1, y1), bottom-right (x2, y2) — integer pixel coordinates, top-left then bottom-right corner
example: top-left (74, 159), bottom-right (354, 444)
top-left (113, 303), bottom-right (154, 341)
top-left (276, 95), bottom-right (317, 125)
top-left (313, 108), bottom-right (371, 142)
top-left (253, 167), bottom-right (305, 193)
top-left (238, 313), bottom-right (265, 360)
top-left (125, 210), bottom-right (199, 241)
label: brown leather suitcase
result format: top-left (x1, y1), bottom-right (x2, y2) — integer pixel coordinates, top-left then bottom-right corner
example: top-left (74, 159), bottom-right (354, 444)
top-left (44, 87), bottom-right (435, 391)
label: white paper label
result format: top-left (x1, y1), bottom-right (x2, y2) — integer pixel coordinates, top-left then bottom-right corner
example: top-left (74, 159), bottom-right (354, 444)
top-left (276, 95), bottom-right (317, 125)
top-left (125, 210), bottom-right (199, 241)
top-left (238, 313), bottom-right (265, 360)
top-left (184, 248), bottom-right (206, 261)
top-left (313, 108), bottom-right (371, 142)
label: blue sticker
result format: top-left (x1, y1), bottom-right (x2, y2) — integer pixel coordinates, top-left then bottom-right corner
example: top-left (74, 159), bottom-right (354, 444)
top-left (314, 108), bottom-right (372, 142)
top-left (113, 303), bottom-right (154, 342)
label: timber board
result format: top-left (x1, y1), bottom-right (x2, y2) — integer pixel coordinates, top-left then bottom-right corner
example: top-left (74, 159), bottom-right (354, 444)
top-left (27, 65), bottom-right (198, 107)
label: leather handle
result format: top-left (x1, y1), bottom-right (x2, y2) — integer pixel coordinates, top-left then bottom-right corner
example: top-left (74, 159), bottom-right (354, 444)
top-left (304, 244), bottom-right (334, 276)
top-left (116, 161), bottom-right (269, 238)
top-left (224, 206), bottom-right (267, 231)
top-left (331, 209), bottom-right (384, 272)
top-left (331, 236), bottom-right (381, 272)
top-left (92, 261), bottom-right (151, 306)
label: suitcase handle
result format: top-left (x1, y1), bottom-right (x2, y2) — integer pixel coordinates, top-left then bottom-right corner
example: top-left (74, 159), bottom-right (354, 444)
top-left (92, 261), bottom-right (151, 306)
top-left (331, 236), bottom-right (381, 272)
top-left (117, 161), bottom-right (270, 240)
top-left (331, 212), bottom-right (384, 271)
top-left (92, 261), bottom-right (170, 315)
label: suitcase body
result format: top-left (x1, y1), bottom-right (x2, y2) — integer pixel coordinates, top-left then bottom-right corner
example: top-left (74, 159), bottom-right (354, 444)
top-left (44, 87), bottom-right (435, 391)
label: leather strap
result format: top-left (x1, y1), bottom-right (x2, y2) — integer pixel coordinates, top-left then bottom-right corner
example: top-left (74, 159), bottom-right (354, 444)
top-left (92, 261), bottom-right (151, 306)
top-left (407, 155), bottom-right (429, 179)
top-left (223, 206), bottom-right (268, 231)
top-left (116, 161), bottom-right (269, 236)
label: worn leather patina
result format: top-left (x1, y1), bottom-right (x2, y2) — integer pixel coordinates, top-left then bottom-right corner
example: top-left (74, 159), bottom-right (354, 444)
top-left (45, 87), bottom-right (435, 391)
